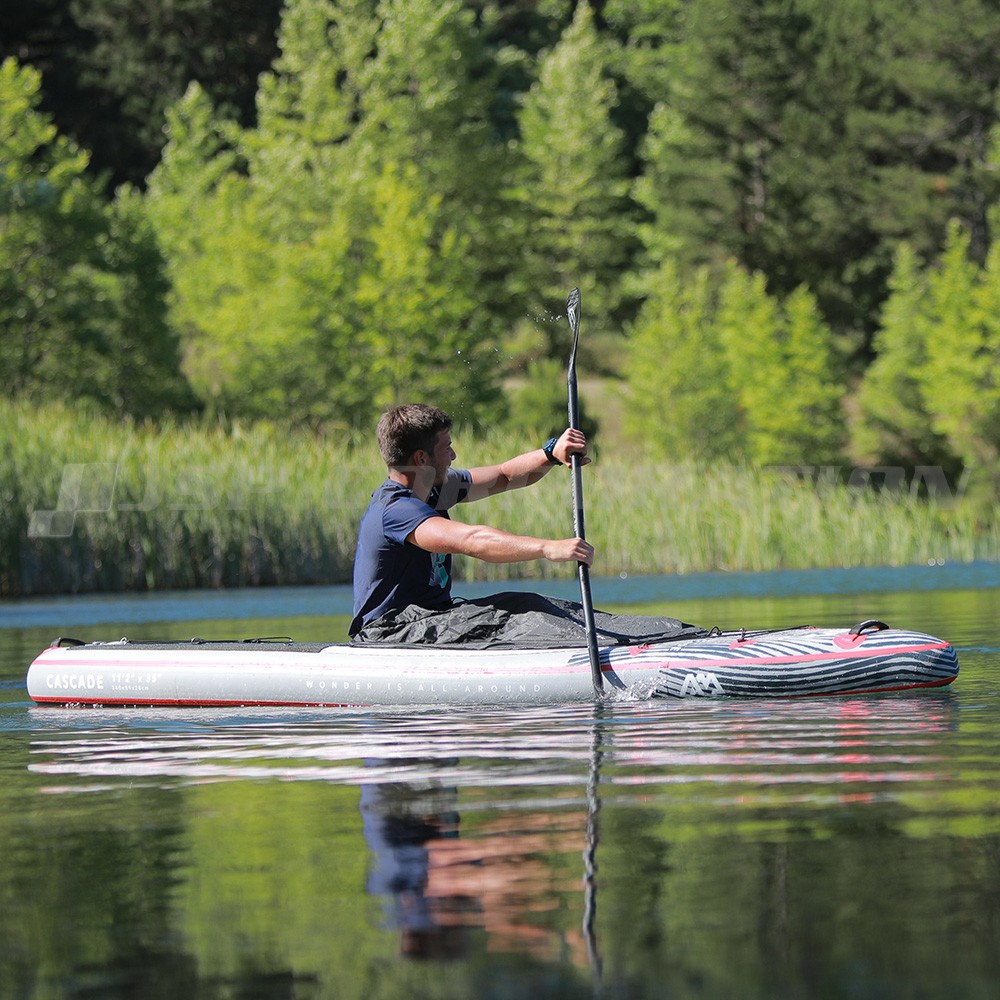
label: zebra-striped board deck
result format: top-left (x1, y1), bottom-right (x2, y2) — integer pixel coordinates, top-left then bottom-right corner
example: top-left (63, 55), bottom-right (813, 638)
top-left (648, 622), bottom-right (959, 698)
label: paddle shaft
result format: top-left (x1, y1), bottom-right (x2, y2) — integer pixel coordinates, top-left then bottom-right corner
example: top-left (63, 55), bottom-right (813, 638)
top-left (566, 288), bottom-right (603, 695)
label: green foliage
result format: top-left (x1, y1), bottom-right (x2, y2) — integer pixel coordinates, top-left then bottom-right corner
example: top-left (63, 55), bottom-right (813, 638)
top-left (625, 262), bottom-right (845, 465)
top-left (0, 58), bottom-right (194, 417)
top-left (921, 225), bottom-right (1000, 473)
top-left (3, 0), bottom-right (282, 188)
top-left (718, 271), bottom-right (845, 465)
top-left (350, 0), bottom-right (512, 327)
top-left (854, 222), bottom-right (1000, 495)
top-left (853, 243), bottom-right (951, 467)
top-left (624, 262), bottom-right (742, 460)
top-left (145, 1), bottom-right (510, 428)
top-left (250, 0), bottom-right (374, 212)
top-left (849, 0), bottom-right (1000, 264)
top-left (508, 2), bottom-right (637, 355)
top-left (354, 162), bottom-right (503, 421)
top-left (630, 0), bottom-right (1000, 347)
top-left (10, 0), bottom-right (1000, 474)
top-left (0, 58), bottom-right (96, 396)
top-left (90, 186), bottom-right (199, 415)
top-left (504, 358), bottom-right (599, 441)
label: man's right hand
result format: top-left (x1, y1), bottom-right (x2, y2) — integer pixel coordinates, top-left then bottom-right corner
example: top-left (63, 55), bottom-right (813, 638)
top-left (542, 537), bottom-right (594, 566)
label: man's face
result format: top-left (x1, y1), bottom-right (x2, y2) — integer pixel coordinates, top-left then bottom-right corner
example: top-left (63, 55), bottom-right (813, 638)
top-left (429, 428), bottom-right (456, 485)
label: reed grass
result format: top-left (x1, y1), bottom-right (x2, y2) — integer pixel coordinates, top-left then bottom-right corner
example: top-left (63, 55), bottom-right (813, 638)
top-left (2, 400), bottom-right (997, 596)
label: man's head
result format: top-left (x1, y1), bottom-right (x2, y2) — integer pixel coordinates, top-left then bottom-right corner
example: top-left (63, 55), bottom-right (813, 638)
top-left (377, 404), bottom-right (453, 469)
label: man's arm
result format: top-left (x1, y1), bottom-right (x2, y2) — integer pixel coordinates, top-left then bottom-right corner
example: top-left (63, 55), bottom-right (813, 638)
top-left (409, 516), bottom-right (594, 566)
top-left (462, 427), bottom-right (588, 501)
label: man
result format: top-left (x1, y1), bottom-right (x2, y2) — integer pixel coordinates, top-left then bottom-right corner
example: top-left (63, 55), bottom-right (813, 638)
top-left (350, 403), bottom-right (593, 637)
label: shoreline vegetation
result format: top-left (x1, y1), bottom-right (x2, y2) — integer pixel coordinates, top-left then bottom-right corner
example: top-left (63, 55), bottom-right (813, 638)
top-left (2, 402), bottom-right (998, 599)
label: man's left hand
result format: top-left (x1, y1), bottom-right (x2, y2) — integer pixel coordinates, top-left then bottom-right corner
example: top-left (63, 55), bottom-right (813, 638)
top-left (553, 428), bottom-right (590, 466)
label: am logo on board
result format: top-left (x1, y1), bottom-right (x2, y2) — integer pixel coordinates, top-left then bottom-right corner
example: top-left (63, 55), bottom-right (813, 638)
top-left (679, 672), bottom-right (725, 697)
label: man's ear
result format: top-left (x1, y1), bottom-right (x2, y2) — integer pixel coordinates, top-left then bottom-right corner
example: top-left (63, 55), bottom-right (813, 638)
top-left (411, 449), bottom-right (430, 467)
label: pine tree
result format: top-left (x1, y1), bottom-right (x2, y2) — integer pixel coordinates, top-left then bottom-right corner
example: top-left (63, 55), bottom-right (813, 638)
top-left (852, 0), bottom-right (1000, 265)
top-left (633, 0), bottom-right (876, 334)
top-left (510, 1), bottom-right (637, 357)
top-left (773, 285), bottom-right (847, 464)
top-left (355, 0), bottom-right (512, 329)
top-left (249, 0), bottom-right (376, 225)
top-left (921, 223), bottom-right (1000, 473)
top-left (631, 0), bottom-right (1000, 352)
top-left (623, 262), bottom-right (742, 460)
top-left (852, 243), bottom-right (954, 469)
top-left (717, 269), bottom-right (844, 465)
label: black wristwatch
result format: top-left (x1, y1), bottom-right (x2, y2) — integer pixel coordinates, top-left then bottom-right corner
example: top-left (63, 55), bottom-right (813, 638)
top-left (542, 437), bottom-right (562, 465)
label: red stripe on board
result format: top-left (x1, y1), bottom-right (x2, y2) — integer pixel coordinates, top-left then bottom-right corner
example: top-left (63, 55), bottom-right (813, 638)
top-left (30, 696), bottom-right (368, 708)
top-left (763, 674), bottom-right (957, 699)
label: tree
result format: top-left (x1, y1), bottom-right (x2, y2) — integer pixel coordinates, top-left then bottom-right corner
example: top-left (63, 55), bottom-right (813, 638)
top-left (921, 224), bottom-right (1000, 475)
top-left (0, 58), bottom-right (193, 416)
top-left (624, 260), bottom-right (844, 464)
top-left (351, 0), bottom-right (513, 330)
top-left (854, 221), bottom-right (1000, 493)
top-left (632, 0), bottom-right (1000, 354)
top-left (717, 270), bottom-right (845, 465)
top-left (852, 242), bottom-right (955, 470)
top-left (0, 0), bottom-right (282, 189)
top-left (850, 0), bottom-right (1000, 265)
top-left (248, 0), bottom-right (376, 222)
top-left (624, 262), bottom-right (742, 460)
top-left (509, 1), bottom-right (637, 360)
top-left (88, 185), bottom-right (199, 415)
top-left (632, 0), bottom-right (884, 340)
top-left (147, 82), bottom-right (360, 423)
top-left (354, 162), bottom-right (503, 422)
top-left (145, 0), bottom-right (508, 427)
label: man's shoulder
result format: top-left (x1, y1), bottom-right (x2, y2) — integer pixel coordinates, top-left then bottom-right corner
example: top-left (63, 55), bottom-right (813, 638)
top-left (432, 468), bottom-right (472, 509)
top-left (372, 478), bottom-right (406, 498)
top-left (367, 478), bottom-right (417, 509)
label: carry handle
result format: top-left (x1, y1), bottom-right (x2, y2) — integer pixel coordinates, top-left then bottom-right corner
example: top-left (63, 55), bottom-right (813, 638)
top-left (849, 619), bottom-right (889, 636)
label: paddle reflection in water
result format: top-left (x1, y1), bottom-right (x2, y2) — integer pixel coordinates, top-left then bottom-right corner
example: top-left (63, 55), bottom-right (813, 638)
top-left (582, 713), bottom-right (603, 989)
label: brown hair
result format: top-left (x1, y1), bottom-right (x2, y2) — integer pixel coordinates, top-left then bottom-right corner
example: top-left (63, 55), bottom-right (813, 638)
top-left (377, 404), bottom-right (452, 467)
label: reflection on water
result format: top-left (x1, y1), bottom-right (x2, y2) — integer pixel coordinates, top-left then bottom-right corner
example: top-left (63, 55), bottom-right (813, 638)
top-left (13, 685), bottom-right (1000, 997)
top-left (361, 769), bottom-right (467, 961)
top-left (24, 695), bottom-right (962, 799)
top-left (3, 583), bottom-right (1000, 999)
top-left (360, 766), bottom-right (597, 967)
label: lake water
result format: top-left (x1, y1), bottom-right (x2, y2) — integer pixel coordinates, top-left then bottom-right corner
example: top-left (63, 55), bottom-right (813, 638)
top-left (1, 567), bottom-right (999, 1000)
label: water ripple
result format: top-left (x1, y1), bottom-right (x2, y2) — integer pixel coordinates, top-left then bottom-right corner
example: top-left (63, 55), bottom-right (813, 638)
top-left (24, 693), bottom-right (981, 812)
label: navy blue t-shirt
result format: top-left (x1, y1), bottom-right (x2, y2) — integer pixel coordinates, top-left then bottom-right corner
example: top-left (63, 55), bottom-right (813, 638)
top-left (350, 468), bottom-right (472, 636)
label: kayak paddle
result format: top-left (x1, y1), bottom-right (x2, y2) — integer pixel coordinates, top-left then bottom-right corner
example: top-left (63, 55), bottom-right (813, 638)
top-left (566, 287), bottom-right (603, 695)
